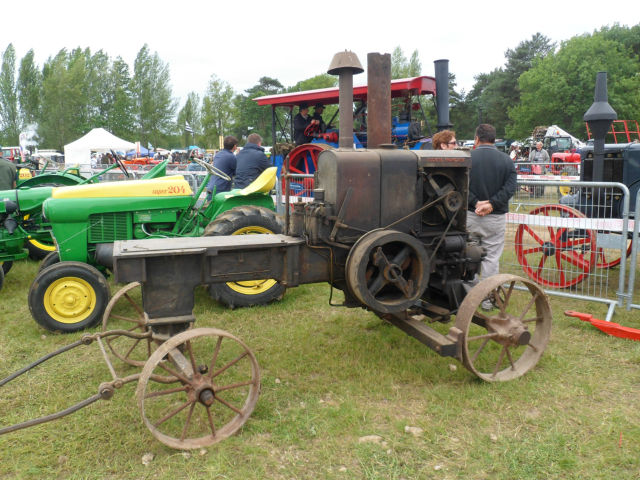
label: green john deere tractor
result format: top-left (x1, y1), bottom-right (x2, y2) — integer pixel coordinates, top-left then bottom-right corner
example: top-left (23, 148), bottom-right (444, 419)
top-left (28, 159), bottom-right (283, 332)
top-left (0, 159), bottom-right (149, 290)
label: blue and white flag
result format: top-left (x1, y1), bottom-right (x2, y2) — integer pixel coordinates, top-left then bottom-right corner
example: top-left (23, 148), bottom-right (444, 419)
top-left (185, 121), bottom-right (194, 133)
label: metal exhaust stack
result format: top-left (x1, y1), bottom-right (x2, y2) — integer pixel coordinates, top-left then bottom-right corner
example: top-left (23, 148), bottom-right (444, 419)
top-left (366, 52), bottom-right (391, 148)
top-left (434, 59), bottom-right (452, 131)
top-left (328, 50), bottom-right (364, 149)
top-left (584, 71), bottom-right (617, 182)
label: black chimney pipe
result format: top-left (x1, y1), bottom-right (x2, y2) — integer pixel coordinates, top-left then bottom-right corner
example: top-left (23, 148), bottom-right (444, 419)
top-left (584, 71), bottom-right (617, 182)
top-left (434, 59), bottom-right (452, 131)
top-left (327, 51), bottom-right (364, 149)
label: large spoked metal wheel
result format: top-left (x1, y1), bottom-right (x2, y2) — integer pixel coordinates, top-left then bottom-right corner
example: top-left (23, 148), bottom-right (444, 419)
top-left (345, 230), bottom-right (430, 313)
top-left (515, 204), bottom-right (596, 288)
top-left (136, 327), bottom-right (260, 450)
top-left (454, 274), bottom-right (552, 382)
top-left (204, 206), bottom-right (285, 308)
top-left (102, 282), bottom-right (154, 367)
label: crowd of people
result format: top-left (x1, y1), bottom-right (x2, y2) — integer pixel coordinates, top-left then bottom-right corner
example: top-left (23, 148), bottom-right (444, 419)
top-left (206, 133), bottom-right (271, 200)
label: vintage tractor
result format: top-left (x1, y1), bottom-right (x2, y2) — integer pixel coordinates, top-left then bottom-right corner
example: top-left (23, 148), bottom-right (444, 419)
top-left (0, 159), bottom-right (145, 290)
top-left (1, 51), bottom-right (551, 451)
top-left (28, 159), bottom-right (282, 332)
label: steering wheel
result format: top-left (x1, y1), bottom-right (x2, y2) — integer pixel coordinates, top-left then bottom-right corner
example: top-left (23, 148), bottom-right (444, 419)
top-left (194, 157), bottom-right (231, 181)
top-left (112, 150), bottom-right (131, 178)
top-left (304, 122), bottom-right (320, 137)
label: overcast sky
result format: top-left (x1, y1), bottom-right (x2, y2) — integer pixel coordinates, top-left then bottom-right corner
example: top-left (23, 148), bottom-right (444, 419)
top-left (3, 0), bottom-right (637, 105)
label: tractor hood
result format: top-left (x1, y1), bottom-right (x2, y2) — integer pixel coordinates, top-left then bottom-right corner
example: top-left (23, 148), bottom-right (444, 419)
top-left (51, 175), bottom-right (192, 199)
top-left (0, 187), bottom-right (55, 213)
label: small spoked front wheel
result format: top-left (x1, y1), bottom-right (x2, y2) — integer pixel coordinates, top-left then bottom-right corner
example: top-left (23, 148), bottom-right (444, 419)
top-left (102, 282), bottom-right (155, 367)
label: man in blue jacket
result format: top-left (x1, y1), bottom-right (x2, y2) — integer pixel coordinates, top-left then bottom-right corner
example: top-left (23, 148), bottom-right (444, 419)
top-left (207, 136), bottom-right (238, 200)
top-left (234, 133), bottom-right (271, 189)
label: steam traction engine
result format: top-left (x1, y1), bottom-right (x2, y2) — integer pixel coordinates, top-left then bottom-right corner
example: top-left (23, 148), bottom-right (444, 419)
top-left (1, 52), bottom-right (551, 450)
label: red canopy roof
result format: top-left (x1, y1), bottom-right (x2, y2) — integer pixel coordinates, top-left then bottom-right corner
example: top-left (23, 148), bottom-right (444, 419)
top-left (253, 76), bottom-right (436, 108)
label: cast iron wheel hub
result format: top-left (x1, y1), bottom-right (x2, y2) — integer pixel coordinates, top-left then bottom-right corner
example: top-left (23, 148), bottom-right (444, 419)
top-left (191, 376), bottom-right (216, 406)
top-left (542, 241), bottom-right (555, 257)
top-left (198, 388), bottom-right (215, 407)
top-left (484, 314), bottom-right (531, 347)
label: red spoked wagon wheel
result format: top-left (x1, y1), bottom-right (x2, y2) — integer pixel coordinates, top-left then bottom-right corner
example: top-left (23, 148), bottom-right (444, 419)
top-left (282, 143), bottom-right (333, 198)
top-left (595, 236), bottom-right (632, 269)
top-left (515, 204), bottom-right (597, 288)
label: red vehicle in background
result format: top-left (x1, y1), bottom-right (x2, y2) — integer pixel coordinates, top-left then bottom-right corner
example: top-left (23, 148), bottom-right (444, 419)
top-left (1, 146), bottom-right (22, 163)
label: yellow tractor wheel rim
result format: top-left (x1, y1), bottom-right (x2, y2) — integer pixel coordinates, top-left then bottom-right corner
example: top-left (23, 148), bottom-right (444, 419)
top-left (228, 225), bottom-right (278, 295)
top-left (28, 238), bottom-right (56, 252)
top-left (43, 277), bottom-right (96, 323)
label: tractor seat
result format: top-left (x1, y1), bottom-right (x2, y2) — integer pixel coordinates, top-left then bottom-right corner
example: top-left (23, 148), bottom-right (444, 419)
top-left (239, 167), bottom-right (277, 196)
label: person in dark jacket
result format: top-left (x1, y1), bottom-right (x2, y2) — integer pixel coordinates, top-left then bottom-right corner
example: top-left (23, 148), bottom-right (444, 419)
top-left (466, 124), bottom-right (517, 309)
top-left (294, 103), bottom-right (315, 145)
top-left (0, 151), bottom-right (17, 190)
top-left (312, 103), bottom-right (327, 133)
top-left (206, 136), bottom-right (238, 199)
top-left (234, 133), bottom-right (271, 189)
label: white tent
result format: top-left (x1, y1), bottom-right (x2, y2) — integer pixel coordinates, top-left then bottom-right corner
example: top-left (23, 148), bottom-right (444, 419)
top-left (63, 128), bottom-right (136, 168)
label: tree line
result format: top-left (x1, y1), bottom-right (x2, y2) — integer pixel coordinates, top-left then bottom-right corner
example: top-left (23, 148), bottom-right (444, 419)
top-left (0, 24), bottom-right (638, 153)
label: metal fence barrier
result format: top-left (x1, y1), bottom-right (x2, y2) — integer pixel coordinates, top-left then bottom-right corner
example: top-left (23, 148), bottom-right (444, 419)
top-left (500, 180), bottom-right (629, 321)
top-left (275, 173), bottom-right (314, 214)
top-left (625, 190), bottom-right (640, 311)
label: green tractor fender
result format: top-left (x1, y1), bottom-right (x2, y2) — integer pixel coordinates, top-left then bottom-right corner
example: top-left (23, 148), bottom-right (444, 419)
top-left (18, 172), bottom-right (85, 189)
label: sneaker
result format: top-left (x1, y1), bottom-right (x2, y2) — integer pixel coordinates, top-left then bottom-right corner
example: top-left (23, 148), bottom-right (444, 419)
top-left (481, 298), bottom-right (494, 311)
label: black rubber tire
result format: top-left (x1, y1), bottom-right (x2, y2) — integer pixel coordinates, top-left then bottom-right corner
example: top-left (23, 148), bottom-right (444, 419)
top-left (0, 266), bottom-right (4, 291)
top-left (1, 261), bottom-right (13, 275)
top-left (39, 251), bottom-right (60, 272)
top-left (203, 206), bottom-right (286, 308)
top-left (26, 238), bottom-right (56, 260)
top-left (28, 261), bottom-right (110, 332)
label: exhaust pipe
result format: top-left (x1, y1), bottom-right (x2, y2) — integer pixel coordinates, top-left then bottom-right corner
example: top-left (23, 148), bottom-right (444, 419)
top-left (328, 50), bottom-right (364, 149)
top-left (584, 71), bottom-right (617, 182)
top-left (434, 59), bottom-right (452, 131)
top-left (366, 52), bottom-right (391, 148)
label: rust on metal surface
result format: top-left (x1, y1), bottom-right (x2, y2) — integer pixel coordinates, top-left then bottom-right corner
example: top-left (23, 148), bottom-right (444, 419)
top-left (452, 274), bottom-right (552, 382)
top-left (367, 52), bottom-right (392, 148)
top-left (327, 50), bottom-right (363, 149)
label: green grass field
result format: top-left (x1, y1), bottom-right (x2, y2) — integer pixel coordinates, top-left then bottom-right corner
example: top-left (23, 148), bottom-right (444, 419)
top-left (1, 255), bottom-right (640, 479)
